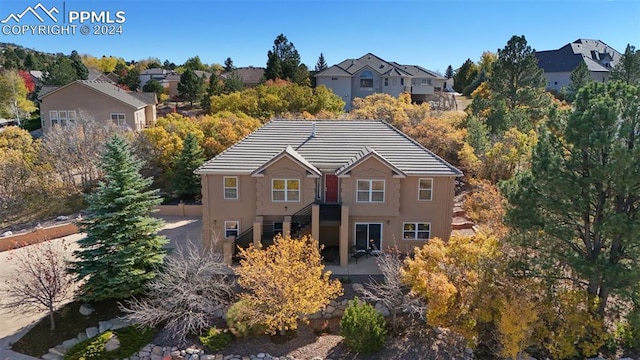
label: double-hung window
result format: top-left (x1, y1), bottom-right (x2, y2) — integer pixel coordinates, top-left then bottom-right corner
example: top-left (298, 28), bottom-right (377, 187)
top-left (224, 221), bottom-right (239, 238)
top-left (111, 113), bottom-right (126, 127)
top-left (418, 178), bottom-right (433, 201)
top-left (356, 180), bottom-right (384, 203)
top-left (403, 222), bottom-right (431, 240)
top-left (224, 176), bottom-right (238, 199)
top-left (272, 179), bottom-right (300, 202)
top-left (50, 111), bottom-right (59, 127)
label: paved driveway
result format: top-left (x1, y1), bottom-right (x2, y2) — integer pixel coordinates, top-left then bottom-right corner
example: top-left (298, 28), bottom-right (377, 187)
top-left (0, 216), bottom-right (201, 359)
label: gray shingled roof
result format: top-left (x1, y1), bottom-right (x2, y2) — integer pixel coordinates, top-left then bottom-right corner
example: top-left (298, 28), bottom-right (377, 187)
top-left (39, 81), bottom-right (151, 109)
top-left (221, 67), bottom-right (266, 85)
top-left (316, 53), bottom-right (441, 79)
top-left (536, 39), bottom-right (621, 73)
top-left (196, 120), bottom-right (462, 176)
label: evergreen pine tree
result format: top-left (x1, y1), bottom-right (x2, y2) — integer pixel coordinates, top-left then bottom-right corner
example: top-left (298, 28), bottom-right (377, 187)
top-left (224, 57), bottom-right (234, 72)
top-left (71, 134), bottom-right (167, 301)
top-left (444, 65), bottom-right (454, 79)
top-left (172, 133), bottom-right (205, 200)
top-left (566, 61), bottom-right (592, 102)
top-left (178, 68), bottom-right (205, 106)
top-left (315, 53), bottom-right (328, 72)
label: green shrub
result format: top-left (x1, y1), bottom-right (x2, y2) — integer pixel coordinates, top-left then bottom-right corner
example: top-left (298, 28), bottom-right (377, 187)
top-left (226, 300), bottom-right (266, 338)
top-left (340, 297), bottom-right (387, 354)
top-left (64, 331), bottom-right (112, 360)
top-left (199, 327), bottom-right (234, 352)
top-left (64, 326), bottom-right (155, 360)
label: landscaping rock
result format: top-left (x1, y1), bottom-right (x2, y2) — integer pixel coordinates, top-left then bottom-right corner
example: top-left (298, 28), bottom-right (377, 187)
top-left (61, 338), bottom-right (80, 350)
top-left (110, 317), bottom-right (130, 330)
top-left (56, 215), bottom-right (70, 221)
top-left (150, 355), bottom-right (163, 360)
top-left (99, 320), bottom-right (113, 333)
top-left (104, 335), bottom-right (121, 352)
top-left (79, 303), bottom-right (95, 316)
top-left (77, 332), bottom-right (88, 341)
top-left (49, 345), bottom-right (66, 356)
top-left (374, 302), bottom-right (390, 317)
top-left (42, 353), bottom-right (63, 360)
top-left (85, 326), bottom-right (99, 338)
top-left (351, 283), bottom-right (364, 293)
top-left (152, 345), bottom-right (164, 355)
top-left (1, 231), bottom-right (13, 237)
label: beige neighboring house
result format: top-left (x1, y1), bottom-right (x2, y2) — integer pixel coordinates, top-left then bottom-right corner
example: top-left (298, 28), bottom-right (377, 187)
top-left (38, 80), bottom-right (157, 134)
top-left (221, 66), bottom-right (265, 88)
top-left (196, 119), bottom-right (462, 266)
top-left (315, 53), bottom-right (448, 110)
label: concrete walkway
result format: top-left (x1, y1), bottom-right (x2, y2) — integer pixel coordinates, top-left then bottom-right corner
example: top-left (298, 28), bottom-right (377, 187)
top-left (0, 217), bottom-right (201, 360)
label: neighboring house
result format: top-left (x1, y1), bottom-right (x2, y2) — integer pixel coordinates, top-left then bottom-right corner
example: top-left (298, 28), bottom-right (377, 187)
top-left (140, 68), bottom-right (211, 98)
top-left (536, 39), bottom-right (622, 92)
top-left (196, 119), bottom-right (462, 266)
top-left (221, 66), bottom-right (265, 88)
top-left (38, 80), bottom-right (157, 133)
top-left (315, 53), bottom-right (447, 110)
top-left (87, 67), bottom-right (116, 83)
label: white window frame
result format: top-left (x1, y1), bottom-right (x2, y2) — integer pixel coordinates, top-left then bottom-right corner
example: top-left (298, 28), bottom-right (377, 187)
top-left (68, 110), bottom-right (77, 125)
top-left (223, 176), bottom-right (238, 200)
top-left (272, 179), bottom-right (300, 202)
top-left (403, 222), bottom-right (431, 240)
top-left (356, 179), bottom-right (385, 203)
top-left (110, 113), bottom-right (126, 127)
top-left (49, 110), bottom-right (59, 127)
top-left (418, 178), bottom-right (433, 201)
top-left (224, 221), bottom-right (239, 239)
top-left (58, 110), bottom-right (68, 126)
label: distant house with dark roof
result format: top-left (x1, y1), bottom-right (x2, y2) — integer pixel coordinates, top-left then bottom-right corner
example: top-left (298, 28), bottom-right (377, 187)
top-left (221, 66), bottom-right (265, 88)
top-left (39, 80), bottom-right (157, 133)
top-left (87, 67), bottom-right (116, 83)
top-left (536, 39), bottom-right (622, 92)
top-left (315, 53), bottom-right (447, 110)
top-left (195, 119), bottom-right (462, 265)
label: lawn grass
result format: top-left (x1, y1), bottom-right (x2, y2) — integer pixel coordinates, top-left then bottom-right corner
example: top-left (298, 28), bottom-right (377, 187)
top-left (11, 299), bottom-right (125, 357)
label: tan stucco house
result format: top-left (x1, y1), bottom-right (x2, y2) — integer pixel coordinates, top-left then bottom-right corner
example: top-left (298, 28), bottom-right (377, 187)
top-left (38, 80), bottom-right (157, 133)
top-left (196, 119), bottom-right (462, 266)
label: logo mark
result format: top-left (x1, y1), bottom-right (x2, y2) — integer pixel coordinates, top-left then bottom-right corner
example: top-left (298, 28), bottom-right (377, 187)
top-left (1, 3), bottom-right (59, 24)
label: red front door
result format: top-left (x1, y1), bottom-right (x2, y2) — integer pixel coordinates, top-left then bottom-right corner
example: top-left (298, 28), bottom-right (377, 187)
top-left (325, 174), bottom-right (339, 203)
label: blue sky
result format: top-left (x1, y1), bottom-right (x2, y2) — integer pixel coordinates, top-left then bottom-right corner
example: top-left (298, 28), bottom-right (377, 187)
top-left (1, 0), bottom-right (638, 73)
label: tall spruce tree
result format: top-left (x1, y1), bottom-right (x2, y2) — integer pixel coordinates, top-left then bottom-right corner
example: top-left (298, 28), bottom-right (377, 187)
top-left (610, 44), bottom-right (640, 85)
top-left (566, 60), bottom-right (592, 102)
top-left (71, 135), bottom-right (167, 301)
top-left (265, 34), bottom-right (303, 84)
top-left (444, 65), bottom-right (454, 79)
top-left (224, 57), bottom-right (234, 72)
top-left (315, 53), bottom-right (328, 72)
top-left (178, 68), bottom-right (205, 106)
top-left (172, 133), bottom-right (205, 200)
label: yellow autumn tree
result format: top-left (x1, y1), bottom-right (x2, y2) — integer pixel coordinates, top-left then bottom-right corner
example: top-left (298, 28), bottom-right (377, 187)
top-left (403, 232), bottom-right (541, 357)
top-left (235, 235), bottom-right (343, 335)
top-left (350, 92), bottom-right (431, 129)
top-left (463, 179), bottom-right (507, 237)
top-left (405, 112), bottom-right (467, 167)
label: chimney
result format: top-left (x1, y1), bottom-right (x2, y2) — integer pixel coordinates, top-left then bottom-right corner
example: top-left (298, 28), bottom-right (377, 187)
top-left (311, 121), bottom-right (316, 137)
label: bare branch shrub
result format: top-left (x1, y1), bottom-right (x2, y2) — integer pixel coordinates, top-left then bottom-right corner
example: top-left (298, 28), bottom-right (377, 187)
top-left (40, 116), bottom-right (114, 192)
top-left (358, 245), bottom-right (426, 330)
top-left (120, 240), bottom-right (236, 346)
top-left (0, 239), bottom-right (76, 330)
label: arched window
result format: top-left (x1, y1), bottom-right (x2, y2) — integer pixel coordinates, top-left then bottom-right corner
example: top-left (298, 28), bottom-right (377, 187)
top-left (360, 70), bottom-right (373, 88)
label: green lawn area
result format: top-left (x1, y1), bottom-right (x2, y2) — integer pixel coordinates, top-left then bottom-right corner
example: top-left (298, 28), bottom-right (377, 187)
top-left (12, 299), bottom-right (124, 357)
